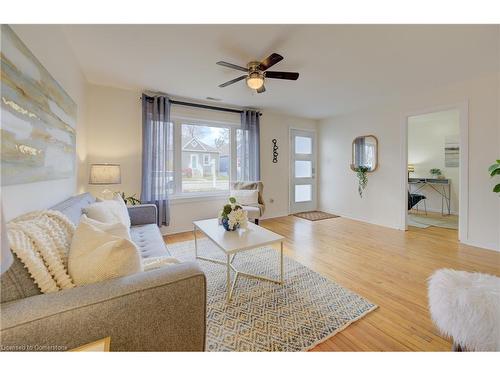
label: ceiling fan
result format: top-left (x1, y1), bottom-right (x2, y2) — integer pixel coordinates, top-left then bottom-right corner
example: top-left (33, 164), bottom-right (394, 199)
top-left (216, 53), bottom-right (299, 93)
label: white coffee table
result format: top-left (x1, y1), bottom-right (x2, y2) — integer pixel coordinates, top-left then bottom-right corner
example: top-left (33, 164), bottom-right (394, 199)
top-left (193, 218), bottom-right (285, 302)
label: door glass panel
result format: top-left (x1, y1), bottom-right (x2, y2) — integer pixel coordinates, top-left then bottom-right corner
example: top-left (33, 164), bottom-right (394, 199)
top-left (295, 160), bottom-right (312, 178)
top-left (295, 184), bottom-right (312, 202)
top-left (295, 136), bottom-right (312, 154)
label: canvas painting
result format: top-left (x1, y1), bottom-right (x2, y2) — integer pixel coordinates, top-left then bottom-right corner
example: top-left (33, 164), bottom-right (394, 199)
top-left (444, 135), bottom-right (459, 168)
top-left (1, 25), bottom-right (77, 186)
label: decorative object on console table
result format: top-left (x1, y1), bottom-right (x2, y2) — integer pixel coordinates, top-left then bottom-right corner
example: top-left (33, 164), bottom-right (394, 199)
top-left (488, 159), bottom-right (500, 194)
top-left (89, 164), bottom-right (121, 199)
top-left (272, 139), bottom-right (279, 163)
top-left (429, 168), bottom-right (444, 179)
top-left (1, 25), bottom-right (77, 186)
top-left (218, 197), bottom-right (248, 231)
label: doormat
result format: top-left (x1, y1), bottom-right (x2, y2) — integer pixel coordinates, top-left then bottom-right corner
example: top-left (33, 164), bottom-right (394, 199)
top-left (293, 211), bottom-right (339, 221)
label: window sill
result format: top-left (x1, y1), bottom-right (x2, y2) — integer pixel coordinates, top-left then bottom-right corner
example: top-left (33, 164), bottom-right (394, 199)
top-left (169, 192), bottom-right (229, 205)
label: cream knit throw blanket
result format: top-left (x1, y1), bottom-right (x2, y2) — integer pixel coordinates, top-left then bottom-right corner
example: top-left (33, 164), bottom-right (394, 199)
top-left (7, 210), bottom-right (76, 293)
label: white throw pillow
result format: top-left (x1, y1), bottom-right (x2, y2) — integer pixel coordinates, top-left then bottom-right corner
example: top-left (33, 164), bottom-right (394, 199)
top-left (80, 214), bottom-right (131, 241)
top-left (68, 219), bottom-right (142, 286)
top-left (230, 189), bottom-right (259, 206)
top-left (83, 194), bottom-right (131, 228)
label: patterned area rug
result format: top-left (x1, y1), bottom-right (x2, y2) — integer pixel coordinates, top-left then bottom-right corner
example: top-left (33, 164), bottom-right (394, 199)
top-left (168, 238), bottom-right (376, 351)
top-left (293, 211), bottom-right (339, 221)
top-left (408, 213), bottom-right (458, 229)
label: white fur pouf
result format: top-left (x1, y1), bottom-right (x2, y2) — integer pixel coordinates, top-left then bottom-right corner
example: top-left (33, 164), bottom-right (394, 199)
top-left (428, 269), bottom-right (500, 351)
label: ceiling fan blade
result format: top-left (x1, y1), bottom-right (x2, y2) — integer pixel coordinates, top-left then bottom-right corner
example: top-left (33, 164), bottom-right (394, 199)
top-left (218, 75), bottom-right (247, 88)
top-left (265, 71), bottom-right (299, 80)
top-left (258, 53), bottom-right (283, 71)
top-left (257, 85), bottom-right (266, 93)
top-left (216, 61), bottom-right (248, 72)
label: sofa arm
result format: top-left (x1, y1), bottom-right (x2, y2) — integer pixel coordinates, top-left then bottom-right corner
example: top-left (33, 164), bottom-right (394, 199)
top-left (128, 204), bottom-right (158, 226)
top-left (0, 262), bottom-right (206, 351)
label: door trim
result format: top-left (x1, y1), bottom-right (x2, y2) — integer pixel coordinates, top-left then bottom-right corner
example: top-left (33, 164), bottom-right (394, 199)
top-left (289, 127), bottom-right (318, 214)
top-left (400, 101), bottom-right (469, 243)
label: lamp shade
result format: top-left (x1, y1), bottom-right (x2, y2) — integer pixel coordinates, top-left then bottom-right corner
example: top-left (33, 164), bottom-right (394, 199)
top-left (89, 164), bottom-right (121, 185)
top-left (407, 164), bottom-right (415, 173)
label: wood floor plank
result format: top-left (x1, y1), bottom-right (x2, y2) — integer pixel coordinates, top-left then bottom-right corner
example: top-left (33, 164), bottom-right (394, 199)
top-left (164, 215), bottom-right (500, 351)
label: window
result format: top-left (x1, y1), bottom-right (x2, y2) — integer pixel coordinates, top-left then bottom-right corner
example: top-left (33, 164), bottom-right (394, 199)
top-left (295, 136), bottom-right (312, 154)
top-left (203, 154), bottom-right (210, 166)
top-left (164, 120), bottom-right (236, 196)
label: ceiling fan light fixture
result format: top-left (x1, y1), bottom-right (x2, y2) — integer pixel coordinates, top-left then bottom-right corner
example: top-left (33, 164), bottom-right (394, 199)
top-left (246, 72), bottom-right (264, 90)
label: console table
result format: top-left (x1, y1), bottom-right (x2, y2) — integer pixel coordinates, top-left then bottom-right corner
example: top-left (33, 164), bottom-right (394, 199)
top-left (409, 178), bottom-right (451, 215)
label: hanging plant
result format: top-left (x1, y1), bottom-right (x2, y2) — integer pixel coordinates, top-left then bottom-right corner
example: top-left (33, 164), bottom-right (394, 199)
top-left (489, 159), bottom-right (500, 194)
top-left (354, 166), bottom-right (369, 198)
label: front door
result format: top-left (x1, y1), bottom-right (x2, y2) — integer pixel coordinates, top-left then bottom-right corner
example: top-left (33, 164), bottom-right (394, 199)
top-left (290, 129), bottom-right (316, 213)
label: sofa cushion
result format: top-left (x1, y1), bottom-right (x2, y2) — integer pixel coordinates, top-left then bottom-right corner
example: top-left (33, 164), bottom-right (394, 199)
top-left (0, 255), bottom-right (42, 303)
top-left (68, 219), bottom-right (143, 286)
top-left (242, 205), bottom-right (260, 220)
top-left (230, 189), bottom-right (259, 205)
top-left (130, 224), bottom-right (170, 259)
top-left (1, 194), bottom-right (96, 303)
top-left (51, 193), bottom-right (96, 225)
top-left (83, 199), bottom-right (131, 228)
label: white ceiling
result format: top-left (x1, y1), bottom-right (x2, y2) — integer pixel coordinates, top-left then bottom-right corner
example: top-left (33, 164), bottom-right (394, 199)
top-left (61, 25), bottom-right (499, 119)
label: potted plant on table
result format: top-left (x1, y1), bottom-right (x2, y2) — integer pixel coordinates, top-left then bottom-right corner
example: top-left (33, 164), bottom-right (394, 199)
top-left (218, 197), bottom-right (248, 231)
top-left (429, 168), bottom-right (444, 179)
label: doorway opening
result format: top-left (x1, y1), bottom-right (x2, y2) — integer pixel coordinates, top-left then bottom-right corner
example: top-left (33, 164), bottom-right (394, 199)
top-left (289, 129), bottom-right (317, 214)
top-left (404, 107), bottom-right (467, 239)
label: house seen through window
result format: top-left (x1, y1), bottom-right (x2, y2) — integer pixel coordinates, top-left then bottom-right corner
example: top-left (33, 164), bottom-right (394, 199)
top-left (179, 123), bottom-right (231, 194)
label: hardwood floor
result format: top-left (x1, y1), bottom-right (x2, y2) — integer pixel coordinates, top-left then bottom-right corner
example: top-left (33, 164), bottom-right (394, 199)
top-left (164, 215), bottom-right (500, 351)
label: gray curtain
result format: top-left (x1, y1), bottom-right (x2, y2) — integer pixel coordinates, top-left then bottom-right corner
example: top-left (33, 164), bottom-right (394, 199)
top-left (141, 94), bottom-right (172, 226)
top-left (238, 110), bottom-right (261, 181)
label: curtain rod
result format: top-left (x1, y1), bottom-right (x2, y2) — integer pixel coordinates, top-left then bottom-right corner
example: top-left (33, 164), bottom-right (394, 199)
top-left (141, 96), bottom-right (261, 116)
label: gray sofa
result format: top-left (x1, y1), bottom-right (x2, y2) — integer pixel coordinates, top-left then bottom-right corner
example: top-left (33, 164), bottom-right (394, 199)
top-left (0, 193), bottom-right (206, 351)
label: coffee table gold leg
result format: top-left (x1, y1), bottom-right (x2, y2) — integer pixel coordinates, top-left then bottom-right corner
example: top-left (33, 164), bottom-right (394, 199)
top-left (226, 253), bottom-right (231, 302)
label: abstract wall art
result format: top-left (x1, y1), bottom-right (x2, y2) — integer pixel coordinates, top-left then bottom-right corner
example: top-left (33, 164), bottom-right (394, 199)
top-left (1, 25), bottom-right (77, 186)
top-left (444, 135), bottom-right (459, 168)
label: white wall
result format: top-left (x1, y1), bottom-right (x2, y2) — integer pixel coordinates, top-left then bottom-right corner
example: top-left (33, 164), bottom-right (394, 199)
top-left (85, 84), bottom-right (317, 234)
top-left (319, 72), bottom-right (500, 251)
top-left (2, 25), bottom-right (88, 221)
top-left (408, 110), bottom-right (460, 214)
top-left (260, 112), bottom-right (318, 219)
top-left (86, 85), bottom-right (142, 199)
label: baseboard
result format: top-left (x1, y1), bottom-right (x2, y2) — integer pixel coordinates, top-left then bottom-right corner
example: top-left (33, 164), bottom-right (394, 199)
top-left (461, 238), bottom-right (500, 253)
top-left (318, 207), bottom-right (401, 230)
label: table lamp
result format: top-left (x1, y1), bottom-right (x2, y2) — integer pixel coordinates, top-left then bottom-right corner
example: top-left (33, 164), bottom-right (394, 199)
top-left (89, 163), bottom-right (121, 199)
top-left (408, 164), bottom-right (415, 179)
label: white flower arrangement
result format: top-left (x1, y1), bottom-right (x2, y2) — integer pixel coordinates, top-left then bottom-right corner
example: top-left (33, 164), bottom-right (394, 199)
top-left (219, 197), bottom-right (248, 231)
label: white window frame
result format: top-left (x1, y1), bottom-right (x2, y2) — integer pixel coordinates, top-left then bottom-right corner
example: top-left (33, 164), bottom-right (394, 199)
top-left (171, 116), bottom-right (240, 199)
